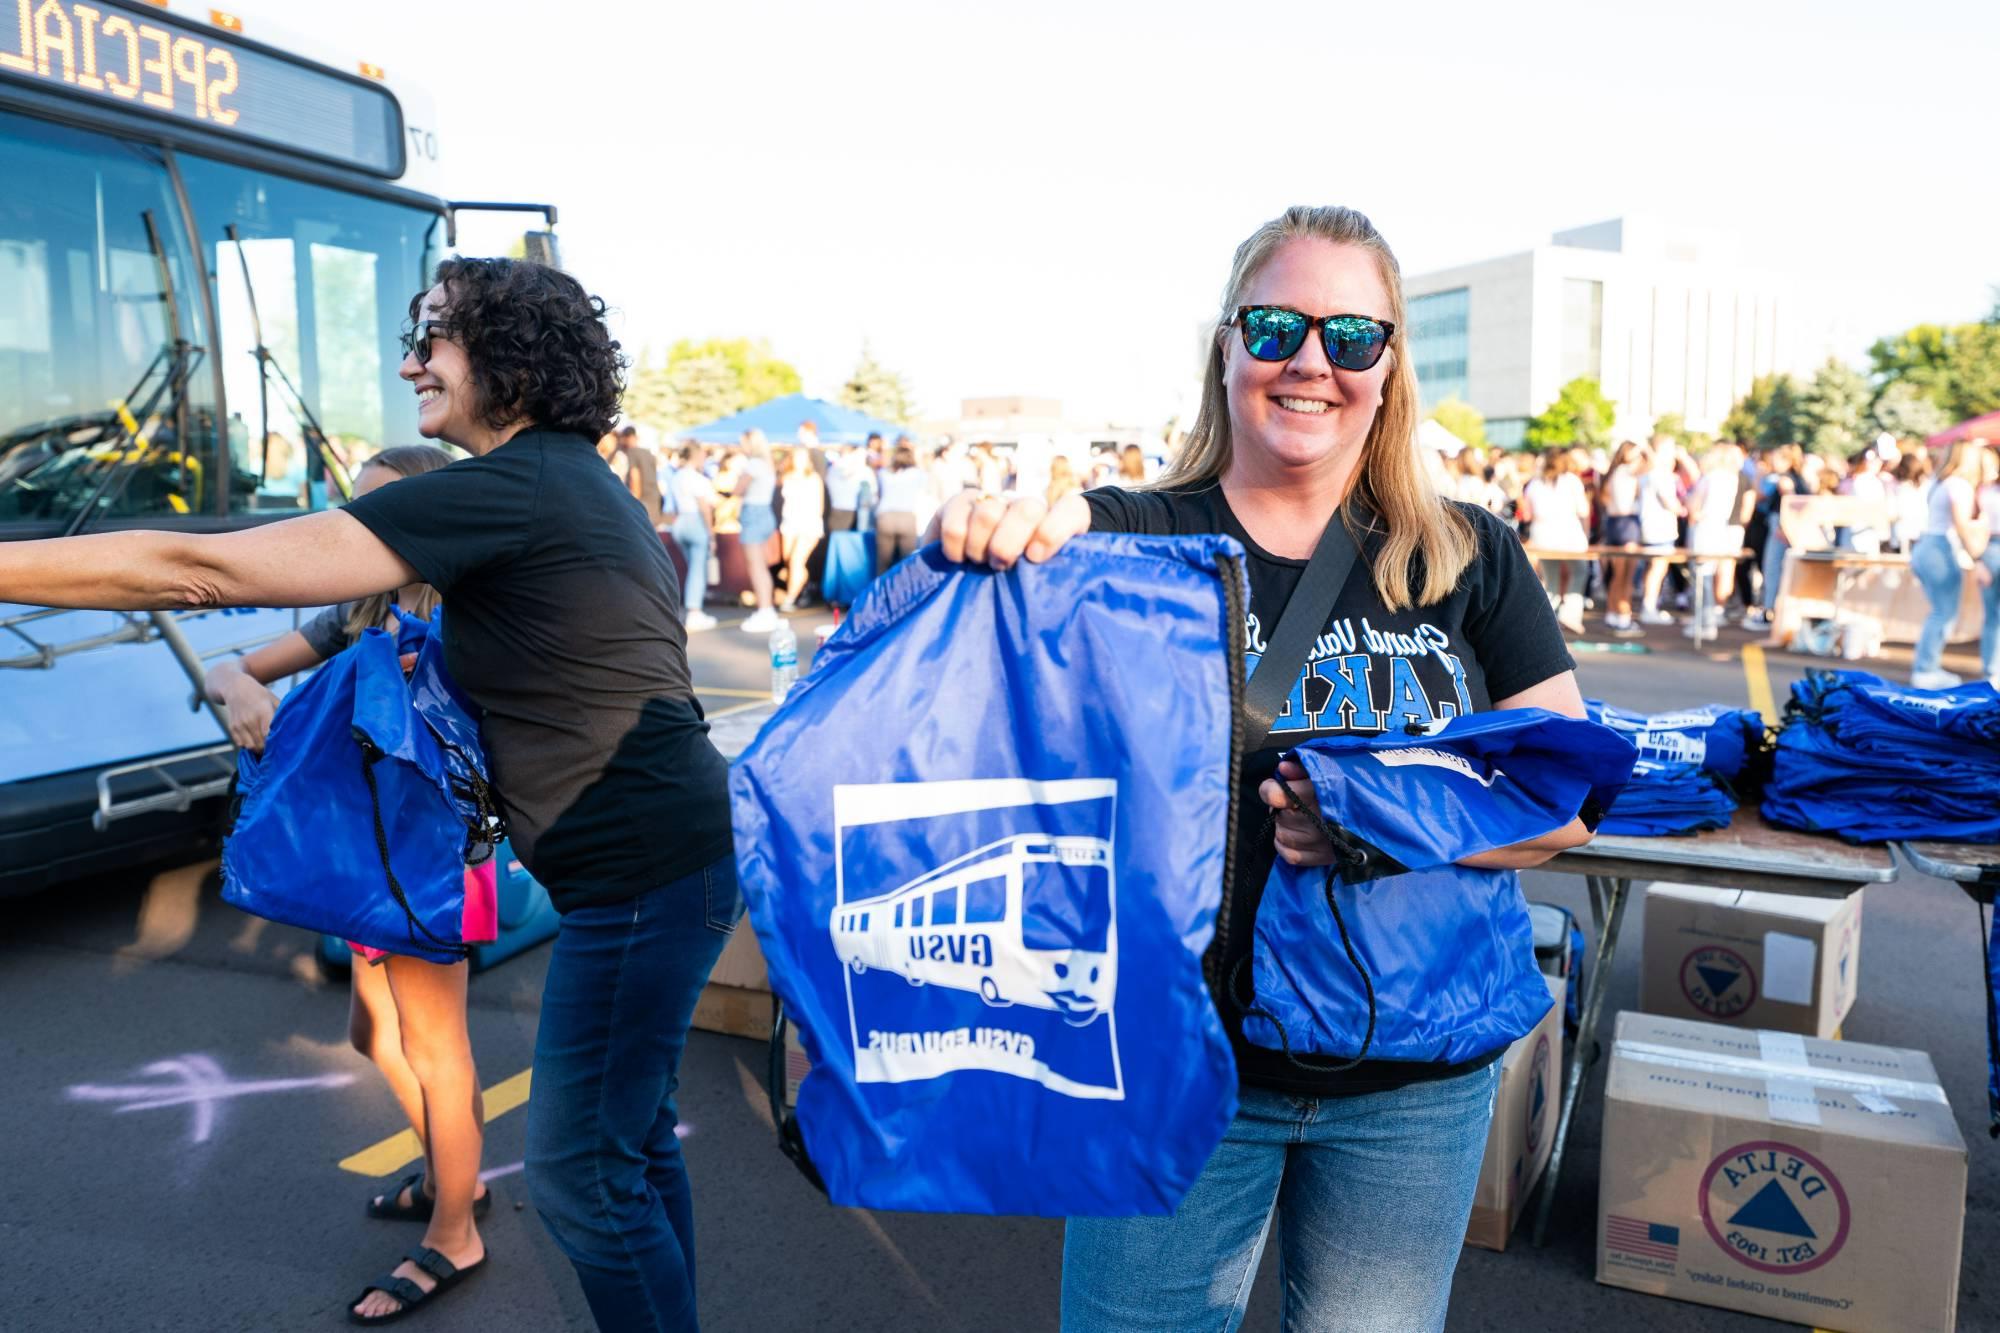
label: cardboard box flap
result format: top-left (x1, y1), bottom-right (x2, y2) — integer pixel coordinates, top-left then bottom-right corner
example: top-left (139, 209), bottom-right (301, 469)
top-left (1648, 882), bottom-right (1854, 924)
top-left (1607, 1013), bottom-right (1962, 1152)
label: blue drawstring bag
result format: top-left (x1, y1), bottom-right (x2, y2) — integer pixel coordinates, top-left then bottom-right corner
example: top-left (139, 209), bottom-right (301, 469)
top-left (732, 537), bottom-right (1244, 1216)
top-left (1237, 711), bottom-right (1635, 1066)
top-left (819, 530), bottom-right (875, 607)
top-left (222, 610), bottom-right (504, 963)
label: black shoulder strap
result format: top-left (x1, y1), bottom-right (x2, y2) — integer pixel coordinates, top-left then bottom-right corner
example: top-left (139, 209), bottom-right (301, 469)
top-left (1240, 511), bottom-right (1361, 753)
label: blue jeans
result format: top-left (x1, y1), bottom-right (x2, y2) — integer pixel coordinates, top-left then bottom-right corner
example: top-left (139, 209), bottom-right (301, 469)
top-left (1760, 530), bottom-right (1788, 613)
top-left (1911, 534), bottom-right (1962, 676)
top-left (673, 519), bottom-right (709, 617)
top-left (525, 856), bottom-right (741, 1333)
top-left (1980, 544), bottom-right (2000, 679)
top-left (1061, 1062), bottom-right (1501, 1333)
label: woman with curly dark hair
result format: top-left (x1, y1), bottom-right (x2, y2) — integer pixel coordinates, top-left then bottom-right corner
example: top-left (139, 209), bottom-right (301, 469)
top-left (0, 258), bottom-right (735, 1331)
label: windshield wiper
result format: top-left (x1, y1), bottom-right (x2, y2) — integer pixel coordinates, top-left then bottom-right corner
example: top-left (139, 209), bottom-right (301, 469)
top-left (224, 223), bottom-right (353, 504)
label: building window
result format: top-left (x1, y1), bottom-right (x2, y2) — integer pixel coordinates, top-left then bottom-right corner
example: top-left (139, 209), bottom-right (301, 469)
top-left (1486, 418), bottom-right (1528, 451)
top-left (1560, 278), bottom-right (1603, 385)
top-left (1407, 287), bottom-right (1470, 408)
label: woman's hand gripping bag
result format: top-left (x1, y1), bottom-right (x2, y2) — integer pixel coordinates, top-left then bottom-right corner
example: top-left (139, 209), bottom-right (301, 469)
top-left (731, 536), bottom-right (1246, 1217)
top-left (1239, 710), bottom-right (1635, 1066)
top-left (222, 611), bottom-right (504, 963)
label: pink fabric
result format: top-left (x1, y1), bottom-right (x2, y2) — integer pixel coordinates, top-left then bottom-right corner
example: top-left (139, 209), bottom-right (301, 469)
top-left (346, 860), bottom-right (499, 964)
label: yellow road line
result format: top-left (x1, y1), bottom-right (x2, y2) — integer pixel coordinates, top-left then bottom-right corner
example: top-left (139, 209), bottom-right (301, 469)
top-left (338, 1067), bottom-right (533, 1177)
top-left (1742, 643), bottom-right (1779, 726)
top-left (706, 698), bottom-right (773, 719)
top-left (695, 686), bottom-right (775, 699)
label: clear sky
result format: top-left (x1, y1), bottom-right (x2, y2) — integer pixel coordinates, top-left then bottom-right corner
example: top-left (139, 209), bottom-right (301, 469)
top-left (334, 0), bottom-right (1996, 428)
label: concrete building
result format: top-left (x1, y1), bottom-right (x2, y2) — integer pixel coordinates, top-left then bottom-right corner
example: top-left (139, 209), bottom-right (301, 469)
top-left (1403, 217), bottom-right (1841, 448)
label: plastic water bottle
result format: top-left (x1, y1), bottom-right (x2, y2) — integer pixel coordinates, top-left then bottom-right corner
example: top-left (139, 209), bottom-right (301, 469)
top-left (768, 620), bottom-right (799, 702)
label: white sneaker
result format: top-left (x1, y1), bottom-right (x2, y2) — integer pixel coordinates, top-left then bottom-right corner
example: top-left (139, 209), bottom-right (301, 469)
top-left (1603, 611), bottom-right (1630, 630)
top-left (741, 608), bottom-right (781, 633)
top-left (1909, 669), bottom-right (1962, 690)
top-left (1558, 594), bottom-right (1586, 635)
top-left (1639, 608), bottom-right (1675, 626)
top-left (683, 610), bottom-right (717, 631)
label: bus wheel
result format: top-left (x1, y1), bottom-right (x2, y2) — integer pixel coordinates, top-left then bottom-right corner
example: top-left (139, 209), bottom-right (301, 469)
top-left (1060, 1007), bottom-right (1101, 1028)
top-left (979, 976), bottom-right (1009, 1006)
top-left (904, 973), bottom-right (925, 987)
top-left (849, 957), bottom-right (866, 975)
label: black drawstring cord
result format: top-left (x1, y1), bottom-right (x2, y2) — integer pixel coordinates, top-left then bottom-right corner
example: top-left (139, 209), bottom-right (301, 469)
top-left (1230, 778), bottom-right (1378, 1073)
top-left (356, 735), bottom-right (472, 960)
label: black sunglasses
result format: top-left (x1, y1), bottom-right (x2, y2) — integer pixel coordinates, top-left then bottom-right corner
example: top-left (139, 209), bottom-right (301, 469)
top-left (398, 319), bottom-right (455, 365)
top-left (1231, 306), bottom-right (1395, 372)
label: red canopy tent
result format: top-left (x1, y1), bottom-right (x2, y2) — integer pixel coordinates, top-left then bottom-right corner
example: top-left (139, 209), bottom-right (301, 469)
top-left (1927, 409), bottom-right (2000, 446)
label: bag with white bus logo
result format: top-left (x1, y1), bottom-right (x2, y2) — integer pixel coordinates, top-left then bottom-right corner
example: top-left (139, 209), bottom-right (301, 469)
top-left (1236, 711), bottom-right (1634, 1067)
top-left (731, 536), bottom-right (1245, 1216)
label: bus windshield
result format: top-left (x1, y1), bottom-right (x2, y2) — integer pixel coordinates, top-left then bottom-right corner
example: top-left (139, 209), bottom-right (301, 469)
top-left (0, 109), bottom-right (443, 530)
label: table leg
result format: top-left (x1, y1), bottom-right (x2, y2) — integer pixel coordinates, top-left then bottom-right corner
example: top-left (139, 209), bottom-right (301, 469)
top-left (1689, 559), bottom-right (1714, 645)
top-left (1532, 873), bottom-right (1632, 1247)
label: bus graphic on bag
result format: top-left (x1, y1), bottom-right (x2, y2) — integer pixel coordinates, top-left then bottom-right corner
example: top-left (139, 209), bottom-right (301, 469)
top-left (829, 833), bottom-right (1115, 1026)
top-left (831, 777), bottom-right (1126, 1100)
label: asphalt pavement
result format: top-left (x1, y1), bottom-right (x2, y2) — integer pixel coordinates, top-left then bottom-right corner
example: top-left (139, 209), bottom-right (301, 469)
top-left (1, 603), bottom-right (1993, 1332)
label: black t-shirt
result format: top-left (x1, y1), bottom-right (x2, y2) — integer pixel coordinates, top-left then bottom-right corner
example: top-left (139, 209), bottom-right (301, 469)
top-left (1084, 484), bottom-right (1575, 1097)
top-left (344, 428), bottom-right (732, 911)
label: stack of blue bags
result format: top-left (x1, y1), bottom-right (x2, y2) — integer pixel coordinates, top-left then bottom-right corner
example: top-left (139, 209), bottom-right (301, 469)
top-left (1584, 701), bottom-right (1770, 836)
top-left (1761, 670), bottom-right (2000, 843)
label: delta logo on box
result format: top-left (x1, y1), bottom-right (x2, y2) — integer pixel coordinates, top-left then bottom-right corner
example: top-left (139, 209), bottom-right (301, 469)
top-left (1699, 1140), bottom-right (1850, 1274)
top-left (1680, 943), bottom-right (1758, 1021)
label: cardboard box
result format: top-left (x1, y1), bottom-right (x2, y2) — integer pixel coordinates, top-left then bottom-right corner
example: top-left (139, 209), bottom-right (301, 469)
top-left (783, 1016), bottom-right (809, 1107)
top-left (1640, 884), bottom-right (1862, 1038)
top-left (1465, 974), bottom-right (1565, 1251)
top-left (708, 917), bottom-right (770, 991)
top-left (691, 922), bottom-right (775, 1038)
top-left (1597, 1012), bottom-right (1966, 1332)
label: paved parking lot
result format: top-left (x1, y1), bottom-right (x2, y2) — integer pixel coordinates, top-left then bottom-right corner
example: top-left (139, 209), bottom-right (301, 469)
top-left (2, 609), bottom-right (1992, 1331)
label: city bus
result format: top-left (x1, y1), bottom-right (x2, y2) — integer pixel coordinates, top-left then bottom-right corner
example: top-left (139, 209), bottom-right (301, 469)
top-left (0, 0), bottom-right (555, 896)
top-left (831, 834), bottom-right (1117, 1027)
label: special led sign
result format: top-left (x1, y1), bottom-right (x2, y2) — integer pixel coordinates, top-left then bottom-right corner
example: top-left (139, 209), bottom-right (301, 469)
top-left (0, 0), bottom-right (403, 176)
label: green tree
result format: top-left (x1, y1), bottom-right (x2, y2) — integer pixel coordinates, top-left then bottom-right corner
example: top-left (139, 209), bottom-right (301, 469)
top-left (838, 345), bottom-right (915, 423)
top-left (1523, 377), bottom-right (1617, 451)
top-left (1868, 320), bottom-right (2000, 423)
top-left (621, 350), bottom-right (680, 437)
top-left (1426, 397), bottom-right (1489, 452)
top-left (667, 337), bottom-right (802, 415)
top-left (1720, 373), bottom-right (1806, 448)
top-left (1868, 378), bottom-right (1951, 441)
top-left (666, 354), bottom-right (743, 431)
top-left (1796, 358), bottom-right (1871, 459)
top-left (1650, 412), bottom-right (1689, 445)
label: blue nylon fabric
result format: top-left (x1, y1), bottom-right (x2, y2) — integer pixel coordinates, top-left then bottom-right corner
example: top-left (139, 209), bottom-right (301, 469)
top-left (1241, 711), bottom-right (1635, 1064)
top-left (1763, 670), bottom-right (2000, 842)
top-left (1584, 701), bottom-right (1766, 836)
top-left (731, 536), bottom-right (1242, 1216)
top-left (221, 613), bottom-right (494, 963)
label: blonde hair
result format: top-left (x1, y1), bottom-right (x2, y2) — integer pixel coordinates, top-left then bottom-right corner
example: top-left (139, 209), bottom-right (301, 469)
top-left (1940, 439), bottom-right (1988, 483)
top-left (343, 446), bottom-right (451, 641)
top-left (1154, 205), bottom-right (1474, 610)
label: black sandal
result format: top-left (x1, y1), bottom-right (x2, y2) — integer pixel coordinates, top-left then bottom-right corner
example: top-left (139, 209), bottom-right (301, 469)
top-left (366, 1172), bottom-right (491, 1222)
top-left (348, 1245), bottom-right (485, 1325)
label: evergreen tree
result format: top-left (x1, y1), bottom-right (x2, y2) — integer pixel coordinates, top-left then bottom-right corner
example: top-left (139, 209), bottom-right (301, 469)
top-left (1524, 377), bottom-right (1617, 451)
top-left (667, 354), bottom-right (743, 431)
top-left (1867, 379), bottom-right (1951, 441)
top-left (839, 345), bottom-right (915, 423)
top-left (1720, 373), bottom-right (1806, 448)
top-left (621, 350), bottom-right (680, 436)
top-left (1796, 358), bottom-right (1871, 459)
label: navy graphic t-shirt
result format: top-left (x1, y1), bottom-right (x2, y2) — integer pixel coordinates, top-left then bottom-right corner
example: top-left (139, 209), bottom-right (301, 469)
top-left (1084, 483), bottom-right (1575, 1096)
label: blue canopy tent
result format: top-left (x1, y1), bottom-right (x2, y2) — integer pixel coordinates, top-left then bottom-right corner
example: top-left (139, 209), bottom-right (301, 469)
top-left (680, 393), bottom-right (906, 447)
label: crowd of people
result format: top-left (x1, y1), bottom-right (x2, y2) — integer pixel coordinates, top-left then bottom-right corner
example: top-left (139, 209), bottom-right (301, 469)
top-left (594, 426), bottom-right (1159, 632)
top-left (1427, 432), bottom-right (1999, 687)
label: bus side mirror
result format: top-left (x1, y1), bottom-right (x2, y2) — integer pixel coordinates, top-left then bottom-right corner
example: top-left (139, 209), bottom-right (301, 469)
top-left (522, 231), bottom-right (562, 269)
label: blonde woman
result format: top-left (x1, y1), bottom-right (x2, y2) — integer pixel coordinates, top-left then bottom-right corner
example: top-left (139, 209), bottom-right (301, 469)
top-left (775, 444), bottom-right (825, 611)
top-left (1596, 440), bottom-right (1648, 630)
top-left (1911, 439), bottom-right (1992, 688)
top-left (1518, 447), bottom-right (1592, 633)
top-left (929, 205), bottom-right (1589, 1332)
top-left (1684, 443), bottom-right (1751, 632)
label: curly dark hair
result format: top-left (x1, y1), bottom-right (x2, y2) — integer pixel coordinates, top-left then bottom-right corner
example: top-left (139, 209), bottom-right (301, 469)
top-left (409, 258), bottom-right (625, 440)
